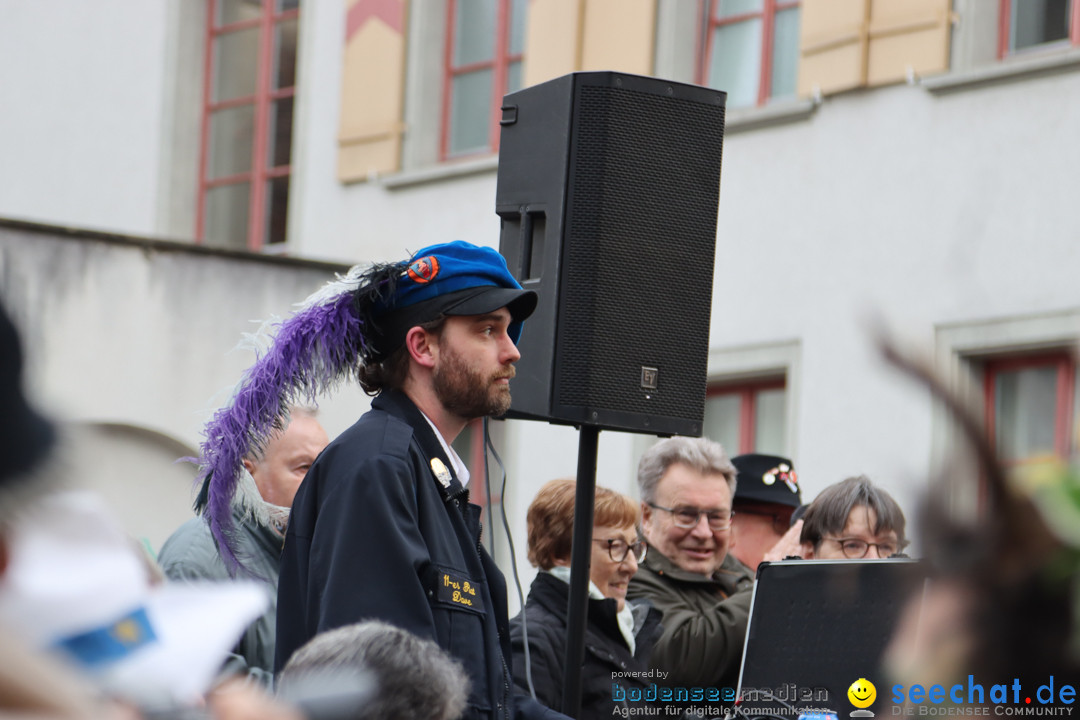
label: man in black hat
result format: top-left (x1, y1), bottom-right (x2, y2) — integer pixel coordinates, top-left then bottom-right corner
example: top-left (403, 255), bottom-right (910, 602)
top-left (729, 454), bottom-right (802, 572)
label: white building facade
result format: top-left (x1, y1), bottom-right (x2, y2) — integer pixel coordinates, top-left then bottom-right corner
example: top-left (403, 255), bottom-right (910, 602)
top-left (2, 0), bottom-right (1079, 590)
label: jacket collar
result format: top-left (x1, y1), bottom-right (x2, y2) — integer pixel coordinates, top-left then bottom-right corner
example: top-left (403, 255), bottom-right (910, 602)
top-left (371, 389), bottom-right (465, 502)
top-left (640, 543), bottom-right (751, 589)
top-left (528, 571), bottom-right (624, 639)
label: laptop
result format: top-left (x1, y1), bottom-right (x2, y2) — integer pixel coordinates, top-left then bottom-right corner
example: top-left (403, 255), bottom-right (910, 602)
top-left (735, 558), bottom-right (926, 719)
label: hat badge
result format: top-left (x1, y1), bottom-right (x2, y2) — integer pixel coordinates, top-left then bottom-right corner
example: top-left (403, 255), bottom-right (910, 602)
top-left (763, 463), bottom-right (799, 493)
top-left (430, 457), bottom-right (453, 488)
top-left (408, 256), bottom-right (440, 284)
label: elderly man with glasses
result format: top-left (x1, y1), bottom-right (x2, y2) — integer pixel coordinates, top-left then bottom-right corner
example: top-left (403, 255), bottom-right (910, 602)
top-left (626, 437), bottom-right (754, 702)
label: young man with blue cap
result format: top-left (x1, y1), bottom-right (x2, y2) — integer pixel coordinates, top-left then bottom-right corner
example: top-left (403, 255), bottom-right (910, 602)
top-left (193, 241), bottom-right (564, 720)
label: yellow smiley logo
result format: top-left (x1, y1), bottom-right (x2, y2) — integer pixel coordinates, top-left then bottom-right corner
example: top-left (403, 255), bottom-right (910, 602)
top-left (848, 678), bottom-right (876, 709)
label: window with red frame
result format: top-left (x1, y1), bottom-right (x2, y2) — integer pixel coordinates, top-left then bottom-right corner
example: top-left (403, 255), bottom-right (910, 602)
top-left (998, 0), bottom-right (1080, 58)
top-left (442, 0), bottom-right (526, 159)
top-left (701, 0), bottom-right (801, 109)
top-left (984, 351), bottom-right (1078, 465)
top-left (199, 0), bottom-right (299, 251)
top-left (704, 379), bottom-right (787, 456)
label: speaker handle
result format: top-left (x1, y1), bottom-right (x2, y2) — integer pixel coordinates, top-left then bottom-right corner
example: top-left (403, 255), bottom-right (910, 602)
top-left (518, 209), bottom-right (534, 280)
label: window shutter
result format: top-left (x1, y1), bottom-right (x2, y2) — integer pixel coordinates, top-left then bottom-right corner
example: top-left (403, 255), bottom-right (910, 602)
top-left (524, 0), bottom-right (656, 88)
top-left (581, 0), bottom-right (656, 75)
top-left (799, 0), bottom-right (951, 97)
top-left (867, 0), bottom-right (951, 86)
top-left (338, 0), bottom-right (407, 182)
top-left (523, 0), bottom-right (584, 88)
top-left (798, 0), bottom-right (870, 97)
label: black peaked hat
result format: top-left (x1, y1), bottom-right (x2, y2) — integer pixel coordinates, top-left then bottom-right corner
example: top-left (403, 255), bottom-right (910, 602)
top-left (731, 453), bottom-right (801, 508)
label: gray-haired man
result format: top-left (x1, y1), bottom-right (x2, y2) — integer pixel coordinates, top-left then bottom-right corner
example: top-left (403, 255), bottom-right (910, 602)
top-left (626, 437), bottom-right (754, 695)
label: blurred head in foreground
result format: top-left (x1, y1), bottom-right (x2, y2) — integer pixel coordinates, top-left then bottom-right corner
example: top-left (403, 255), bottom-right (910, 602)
top-left (878, 339), bottom-right (1079, 692)
top-left (279, 620), bottom-right (470, 720)
top-left (0, 298), bottom-right (266, 709)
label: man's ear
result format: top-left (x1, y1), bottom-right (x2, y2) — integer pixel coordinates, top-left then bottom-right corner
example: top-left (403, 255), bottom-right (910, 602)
top-left (242, 457), bottom-right (257, 476)
top-left (641, 501), bottom-right (654, 534)
top-left (800, 542), bottom-right (815, 559)
top-left (404, 326), bottom-right (437, 370)
top-left (0, 535), bottom-right (8, 579)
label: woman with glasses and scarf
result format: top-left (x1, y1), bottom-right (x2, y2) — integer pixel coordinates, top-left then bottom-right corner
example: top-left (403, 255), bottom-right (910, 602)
top-left (510, 479), bottom-right (663, 720)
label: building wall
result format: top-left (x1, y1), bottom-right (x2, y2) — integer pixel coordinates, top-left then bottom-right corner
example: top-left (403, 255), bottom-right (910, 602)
top-left (0, 221), bottom-right (370, 549)
top-left (288, 0), bottom-right (506, 263)
top-left (287, 25), bottom-right (1080, 506)
top-left (0, 1), bottom-right (174, 237)
top-left (67, 421), bottom-right (202, 552)
top-left (4, 1), bottom-right (1080, 602)
top-left (279, 5), bottom-right (1080, 585)
top-left (714, 70), bottom-right (1080, 520)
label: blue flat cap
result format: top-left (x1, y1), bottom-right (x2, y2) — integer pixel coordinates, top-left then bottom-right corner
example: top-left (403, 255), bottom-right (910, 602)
top-left (374, 241), bottom-right (537, 356)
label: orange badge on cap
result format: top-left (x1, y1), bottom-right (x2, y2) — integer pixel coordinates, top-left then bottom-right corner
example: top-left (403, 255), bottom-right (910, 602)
top-left (408, 256), bottom-right (440, 284)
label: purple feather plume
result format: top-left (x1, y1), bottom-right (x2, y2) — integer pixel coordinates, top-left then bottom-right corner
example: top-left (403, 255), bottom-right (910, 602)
top-left (195, 262), bottom-right (403, 573)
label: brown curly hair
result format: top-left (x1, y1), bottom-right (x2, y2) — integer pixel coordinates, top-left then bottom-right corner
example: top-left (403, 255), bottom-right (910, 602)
top-left (526, 478), bottom-right (640, 570)
top-left (357, 317), bottom-right (445, 395)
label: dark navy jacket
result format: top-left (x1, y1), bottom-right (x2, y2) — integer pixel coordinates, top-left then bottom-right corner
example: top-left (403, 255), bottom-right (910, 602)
top-left (275, 389), bottom-right (564, 720)
top-left (510, 572), bottom-right (665, 720)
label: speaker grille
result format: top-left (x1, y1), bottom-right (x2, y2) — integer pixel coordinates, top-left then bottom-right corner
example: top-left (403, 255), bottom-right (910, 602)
top-left (556, 85), bottom-right (724, 424)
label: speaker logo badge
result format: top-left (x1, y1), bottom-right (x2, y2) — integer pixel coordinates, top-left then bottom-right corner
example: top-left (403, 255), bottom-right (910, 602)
top-left (640, 366), bottom-right (659, 391)
top-left (408, 256), bottom-right (440, 284)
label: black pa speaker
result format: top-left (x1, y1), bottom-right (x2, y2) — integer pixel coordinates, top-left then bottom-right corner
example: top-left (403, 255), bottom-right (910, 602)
top-left (496, 71), bottom-right (726, 436)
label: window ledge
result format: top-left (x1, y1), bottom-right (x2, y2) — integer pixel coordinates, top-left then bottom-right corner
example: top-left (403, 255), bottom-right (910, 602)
top-left (383, 154), bottom-right (499, 191)
top-left (922, 47), bottom-right (1080, 95)
top-left (725, 98), bottom-right (818, 135)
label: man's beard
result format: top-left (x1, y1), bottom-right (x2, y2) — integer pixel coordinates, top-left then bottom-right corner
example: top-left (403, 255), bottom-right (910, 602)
top-left (432, 345), bottom-right (513, 419)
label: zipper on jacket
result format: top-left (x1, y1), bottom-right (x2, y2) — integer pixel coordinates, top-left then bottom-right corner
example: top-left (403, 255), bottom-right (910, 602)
top-left (445, 485), bottom-right (509, 720)
top-left (499, 654), bottom-right (512, 720)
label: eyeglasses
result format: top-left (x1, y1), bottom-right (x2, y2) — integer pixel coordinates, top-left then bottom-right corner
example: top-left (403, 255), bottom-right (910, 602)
top-left (594, 538), bottom-right (648, 563)
top-left (647, 503), bottom-right (734, 531)
top-left (822, 537), bottom-right (899, 559)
